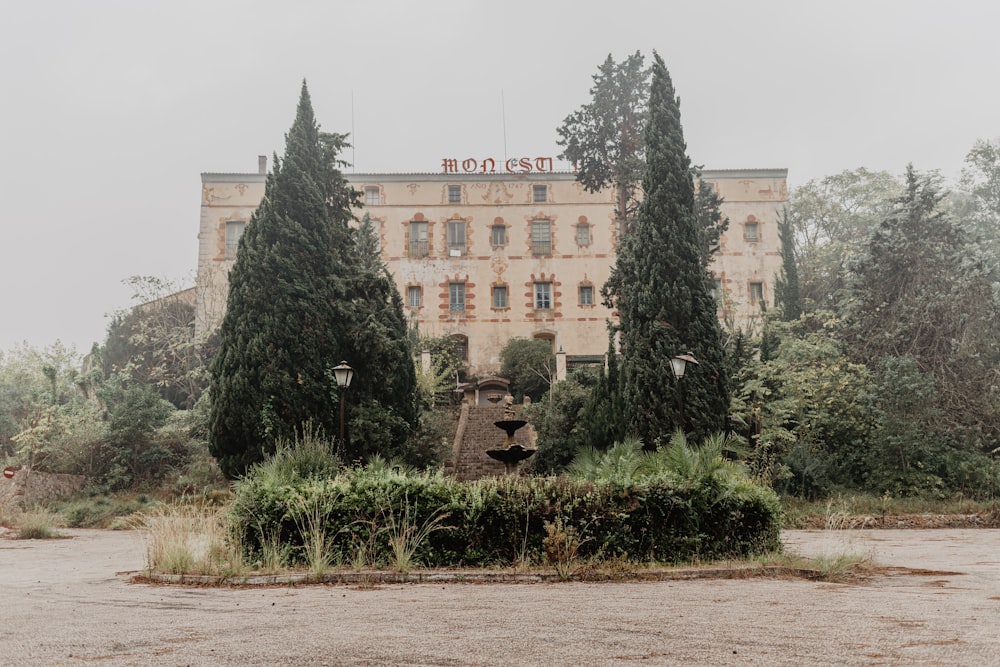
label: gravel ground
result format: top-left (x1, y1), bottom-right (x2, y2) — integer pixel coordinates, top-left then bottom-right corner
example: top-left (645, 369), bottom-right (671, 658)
top-left (1, 528), bottom-right (998, 666)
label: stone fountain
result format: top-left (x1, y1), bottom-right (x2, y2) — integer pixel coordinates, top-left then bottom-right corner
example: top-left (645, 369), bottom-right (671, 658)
top-left (486, 396), bottom-right (535, 475)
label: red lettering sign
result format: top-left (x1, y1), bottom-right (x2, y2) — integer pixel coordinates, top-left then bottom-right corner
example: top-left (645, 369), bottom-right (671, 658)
top-left (440, 157), bottom-right (556, 174)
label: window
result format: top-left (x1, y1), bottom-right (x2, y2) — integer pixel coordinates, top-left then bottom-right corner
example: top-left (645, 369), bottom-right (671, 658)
top-left (407, 285), bottom-right (422, 308)
top-left (225, 220), bottom-right (245, 259)
top-left (448, 185), bottom-right (461, 204)
top-left (713, 279), bottom-right (723, 301)
top-left (749, 282), bottom-right (764, 305)
top-left (409, 221), bottom-right (428, 257)
top-left (447, 220), bottom-right (466, 255)
top-left (364, 186), bottom-right (380, 206)
top-left (491, 224), bottom-right (506, 246)
top-left (534, 282), bottom-right (552, 310)
top-left (531, 220), bottom-right (552, 255)
top-left (492, 285), bottom-right (508, 309)
top-left (453, 335), bottom-right (468, 362)
top-left (744, 221), bottom-right (759, 243)
top-left (532, 184), bottom-right (547, 203)
top-left (579, 285), bottom-right (594, 306)
top-left (533, 332), bottom-right (555, 352)
top-left (449, 282), bottom-right (466, 312)
top-left (575, 223), bottom-right (590, 247)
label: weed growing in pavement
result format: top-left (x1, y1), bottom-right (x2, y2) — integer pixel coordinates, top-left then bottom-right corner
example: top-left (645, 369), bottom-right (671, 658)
top-left (14, 507), bottom-right (62, 539)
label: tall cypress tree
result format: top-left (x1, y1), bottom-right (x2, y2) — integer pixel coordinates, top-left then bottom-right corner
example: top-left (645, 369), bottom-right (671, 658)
top-left (209, 82), bottom-right (352, 478)
top-left (342, 214), bottom-right (419, 462)
top-left (603, 53), bottom-right (729, 445)
top-left (774, 208), bottom-right (802, 321)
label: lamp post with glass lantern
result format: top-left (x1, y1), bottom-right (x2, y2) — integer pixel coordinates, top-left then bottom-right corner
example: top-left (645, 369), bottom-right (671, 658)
top-left (332, 361), bottom-right (354, 445)
top-left (670, 352), bottom-right (699, 433)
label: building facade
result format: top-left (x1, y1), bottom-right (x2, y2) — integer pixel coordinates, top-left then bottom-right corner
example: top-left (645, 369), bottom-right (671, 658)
top-left (196, 161), bottom-right (787, 375)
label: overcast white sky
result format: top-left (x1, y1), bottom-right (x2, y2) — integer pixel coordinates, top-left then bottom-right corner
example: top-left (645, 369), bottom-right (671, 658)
top-left (2, 0), bottom-right (998, 354)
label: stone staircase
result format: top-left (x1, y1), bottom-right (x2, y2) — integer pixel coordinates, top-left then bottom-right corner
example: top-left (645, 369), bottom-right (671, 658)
top-left (448, 402), bottom-right (535, 481)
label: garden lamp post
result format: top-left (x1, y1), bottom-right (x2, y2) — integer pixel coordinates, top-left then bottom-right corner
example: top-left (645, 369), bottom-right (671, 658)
top-left (670, 352), bottom-right (699, 432)
top-left (332, 361), bottom-right (354, 444)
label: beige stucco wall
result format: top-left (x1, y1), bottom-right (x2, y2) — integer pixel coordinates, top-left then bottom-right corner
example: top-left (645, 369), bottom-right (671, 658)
top-left (195, 173), bottom-right (266, 337)
top-left (195, 168), bottom-right (787, 375)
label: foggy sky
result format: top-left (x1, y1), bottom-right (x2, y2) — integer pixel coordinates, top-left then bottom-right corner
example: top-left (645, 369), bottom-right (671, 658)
top-left (2, 0), bottom-right (997, 354)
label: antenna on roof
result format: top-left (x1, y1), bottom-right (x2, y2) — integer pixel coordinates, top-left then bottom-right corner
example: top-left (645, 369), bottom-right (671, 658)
top-left (351, 88), bottom-right (356, 173)
top-left (501, 89), bottom-right (508, 164)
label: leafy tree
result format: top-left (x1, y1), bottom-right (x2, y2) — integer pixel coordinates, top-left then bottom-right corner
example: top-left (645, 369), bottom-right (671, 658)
top-left (958, 137), bottom-right (1000, 256)
top-left (557, 51), bottom-right (650, 229)
top-left (731, 315), bottom-right (873, 494)
top-left (773, 209), bottom-right (801, 321)
top-left (603, 53), bottom-right (729, 445)
top-left (527, 365), bottom-right (603, 475)
top-left (100, 276), bottom-right (215, 409)
top-left (0, 342), bottom-right (83, 459)
top-left (412, 332), bottom-right (464, 409)
top-left (97, 380), bottom-right (176, 490)
top-left (960, 138), bottom-right (1000, 220)
top-left (840, 165), bottom-right (1000, 451)
top-left (499, 338), bottom-right (555, 403)
top-left (209, 82), bottom-right (355, 478)
top-left (788, 168), bottom-right (900, 311)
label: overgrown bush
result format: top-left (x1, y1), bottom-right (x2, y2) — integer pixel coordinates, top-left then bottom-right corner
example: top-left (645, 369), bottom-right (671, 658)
top-left (527, 366), bottom-right (603, 475)
top-left (228, 456), bottom-right (781, 569)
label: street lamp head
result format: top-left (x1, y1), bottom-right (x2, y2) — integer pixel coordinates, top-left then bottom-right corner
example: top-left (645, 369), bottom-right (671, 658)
top-left (670, 352), bottom-right (699, 380)
top-left (332, 361), bottom-right (354, 390)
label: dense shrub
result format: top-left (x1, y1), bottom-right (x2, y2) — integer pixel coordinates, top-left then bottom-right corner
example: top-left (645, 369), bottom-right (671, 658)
top-left (228, 460), bottom-right (781, 568)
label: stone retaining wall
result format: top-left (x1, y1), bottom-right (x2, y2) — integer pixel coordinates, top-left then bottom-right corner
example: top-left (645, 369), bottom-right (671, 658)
top-left (0, 468), bottom-right (87, 512)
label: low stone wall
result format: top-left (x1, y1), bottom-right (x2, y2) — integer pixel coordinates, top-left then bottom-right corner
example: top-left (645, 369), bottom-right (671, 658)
top-left (0, 468), bottom-right (87, 512)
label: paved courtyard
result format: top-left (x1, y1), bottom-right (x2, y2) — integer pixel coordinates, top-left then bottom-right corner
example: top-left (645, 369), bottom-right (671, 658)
top-left (1, 528), bottom-right (998, 666)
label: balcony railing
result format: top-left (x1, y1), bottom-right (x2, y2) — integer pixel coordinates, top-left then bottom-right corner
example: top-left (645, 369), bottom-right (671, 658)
top-left (409, 240), bottom-right (429, 258)
top-left (532, 242), bottom-right (552, 256)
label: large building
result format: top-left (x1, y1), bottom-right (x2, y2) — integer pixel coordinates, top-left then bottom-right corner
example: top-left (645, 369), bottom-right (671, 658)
top-left (196, 158), bottom-right (786, 374)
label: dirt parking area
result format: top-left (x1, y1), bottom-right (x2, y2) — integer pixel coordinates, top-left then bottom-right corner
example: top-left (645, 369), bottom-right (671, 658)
top-left (1, 528), bottom-right (998, 666)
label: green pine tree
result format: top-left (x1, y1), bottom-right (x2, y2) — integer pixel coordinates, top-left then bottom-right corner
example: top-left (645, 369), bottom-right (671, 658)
top-left (580, 329), bottom-right (625, 449)
top-left (342, 213), bottom-right (419, 463)
top-left (603, 53), bottom-right (729, 445)
top-left (209, 82), bottom-right (355, 478)
top-left (557, 52), bottom-right (650, 230)
top-left (774, 208), bottom-right (802, 321)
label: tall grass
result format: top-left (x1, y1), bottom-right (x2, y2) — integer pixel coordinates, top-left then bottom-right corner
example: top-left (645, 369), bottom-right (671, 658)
top-left (288, 483), bottom-right (339, 578)
top-left (782, 493), bottom-right (1000, 527)
top-left (251, 426), bottom-right (341, 486)
top-left (14, 508), bottom-right (62, 539)
top-left (542, 515), bottom-right (589, 580)
top-left (381, 494), bottom-right (451, 575)
top-left (133, 502), bottom-right (245, 576)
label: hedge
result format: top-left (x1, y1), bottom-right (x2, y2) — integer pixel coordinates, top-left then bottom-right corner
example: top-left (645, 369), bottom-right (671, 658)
top-left (228, 466), bottom-right (782, 568)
